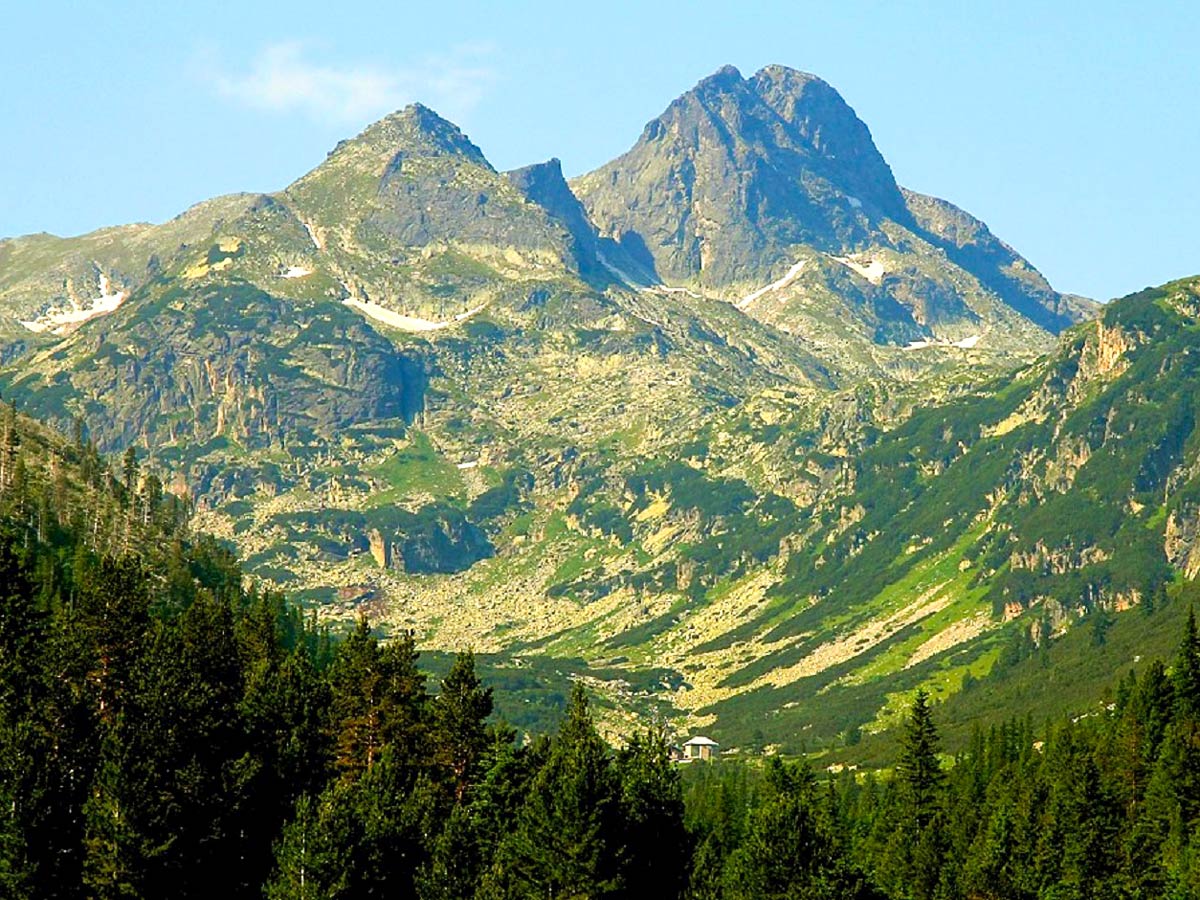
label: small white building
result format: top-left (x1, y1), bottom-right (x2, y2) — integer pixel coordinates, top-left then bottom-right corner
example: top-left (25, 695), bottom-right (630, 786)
top-left (682, 736), bottom-right (719, 761)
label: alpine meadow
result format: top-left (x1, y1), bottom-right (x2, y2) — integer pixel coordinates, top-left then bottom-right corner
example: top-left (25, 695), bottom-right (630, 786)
top-left (2, 10), bottom-right (1200, 898)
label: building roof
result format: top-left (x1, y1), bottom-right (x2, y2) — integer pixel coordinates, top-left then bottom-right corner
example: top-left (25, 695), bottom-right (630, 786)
top-left (683, 736), bottom-right (719, 747)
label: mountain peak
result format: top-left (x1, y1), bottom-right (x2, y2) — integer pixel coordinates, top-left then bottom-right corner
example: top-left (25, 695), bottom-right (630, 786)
top-left (392, 101), bottom-right (448, 130)
top-left (573, 62), bottom-right (909, 286)
top-left (570, 64), bottom-right (1085, 338)
top-left (694, 63), bottom-right (744, 91)
top-left (358, 103), bottom-right (490, 167)
top-left (504, 158), bottom-right (570, 202)
top-left (509, 157), bottom-right (564, 180)
top-left (751, 63), bottom-right (823, 88)
top-left (505, 157), bottom-right (603, 277)
top-left (307, 103), bottom-right (491, 174)
top-left (683, 64), bottom-right (830, 105)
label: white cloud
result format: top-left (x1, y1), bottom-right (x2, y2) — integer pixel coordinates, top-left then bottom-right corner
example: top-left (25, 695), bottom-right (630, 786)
top-left (209, 41), bottom-right (496, 125)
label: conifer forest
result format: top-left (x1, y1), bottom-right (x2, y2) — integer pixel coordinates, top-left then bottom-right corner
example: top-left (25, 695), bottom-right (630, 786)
top-left (1, 408), bottom-right (1200, 899)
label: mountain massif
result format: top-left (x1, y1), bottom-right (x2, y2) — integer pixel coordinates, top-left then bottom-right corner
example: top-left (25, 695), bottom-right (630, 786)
top-left (574, 65), bottom-right (1090, 344)
top-left (4, 64), bottom-right (1193, 754)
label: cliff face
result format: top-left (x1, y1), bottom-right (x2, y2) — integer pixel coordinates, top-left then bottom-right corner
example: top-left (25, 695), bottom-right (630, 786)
top-left (4, 281), bottom-right (427, 451)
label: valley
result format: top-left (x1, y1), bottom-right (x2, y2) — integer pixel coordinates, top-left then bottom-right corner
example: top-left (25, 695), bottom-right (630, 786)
top-left (2, 64), bottom-right (1195, 761)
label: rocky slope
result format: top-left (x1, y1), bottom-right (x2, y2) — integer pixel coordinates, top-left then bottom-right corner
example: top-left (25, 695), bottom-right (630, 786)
top-left (0, 194), bottom-right (258, 357)
top-left (680, 275), bottom-right (1200, 749)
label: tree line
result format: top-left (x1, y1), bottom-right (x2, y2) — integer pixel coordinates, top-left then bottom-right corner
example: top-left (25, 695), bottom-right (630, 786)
top-left (2, 409), bottom-right (1200, 897)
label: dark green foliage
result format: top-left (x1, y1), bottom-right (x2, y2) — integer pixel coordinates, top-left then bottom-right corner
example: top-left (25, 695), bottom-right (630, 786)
top-left (1175, 607), bottom-right (1200, 719)
top-left (723, 759), bottom-right (878, 900)
top-left (7, 528), bottom-right (1200, 900)
top-left (897, 690), bottom-right (943, 829)
top-left (868, 692), bottom-right (949, 900)
top-left (431, 651), bottom-right (493, 802)
top-left (615, 729), bottom-right (690, 898)
top-left (264, 791), bottom-right (354, 900)
top-left (840, 615), bottom-right (1200, 900)
top-left (327, 621), bottom-right (428, 779)
top-left (417, 802), bottom-right (487, 900)
top-left (485, 684), bottom-right (625, 897)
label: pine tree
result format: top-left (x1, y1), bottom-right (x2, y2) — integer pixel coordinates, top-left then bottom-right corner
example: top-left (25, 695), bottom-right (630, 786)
top-left (724, 758), bottom-right (878, 900)
top-left (417, 802), bottom-right (486, 900)
top-left (269, 751), bottom-right (440, 900)
top-left (614, 729), bottom-right (689, 899)
top-left (144, 595), bottom-right (251, 898)
top-left (490, 684), bottom-right (623, 898)
top-left (82, 722), bottom-right (146, 900)
top-left (469, 726), bottom-right (545, 893)
top-left (374, 632), bottom-right (429, 769)
top-left (431, 650), bottom-right (493, 803)
top-left (1055, 754), bottom-right (1122, 900)
top-left (327, 621), bottom-right (428, 780)
top-left (685, 762), bottom-right (756, 900)
top-left (238, 591), bottom-right (332, 809)
top-left (878, 690), bottom-right (948, 900)
top-left (121, 447), bottom-right (138, 504)
top-left (71, 555), bottom-right (151, 723)
top-left (1126, 757), bottom-right (1174, 900)
top-left (1117, 660), bottom-right (1174, 806)
top-left (1091, 604), bottom-right (1114, 646)
top-left (0, 721), bottom-right (35, 900)
top-left (0, 404), bottom-right (18, 493)
top-left (961, 788), bottom-right (1035, 900)
top-left (1175, 607), bottom-right (1200, 721)
top-left (265, 792), bottom-right (354, 900)
top-left (898, 690), bottom-right (944, 830)
top-left (347, 759), bottom-right (440, 897)
top-left (0, 539), bottom-right (45, 715)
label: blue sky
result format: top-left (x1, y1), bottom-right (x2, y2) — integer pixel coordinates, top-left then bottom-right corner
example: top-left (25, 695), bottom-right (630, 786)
top-left (2, 0), bottom-right (1196, 301)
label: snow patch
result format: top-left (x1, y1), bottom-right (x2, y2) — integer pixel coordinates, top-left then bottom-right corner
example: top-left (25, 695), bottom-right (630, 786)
top-left (847, 195), bottom-right (863, 209)
top-left (596, 250), bottom-right (647, 290)
top-left (905, 334), bottom-right (983, 351)
top-left (735, 260), bottom-right (807, 310)
top-left (21, 272), bottom-right (128, 334)
top-left (833, 256), bottom-right (886, 285)
top-left (456, 460), bottom-right (479, 470)
top-left (281, 265), bottom-right (312, 279)
top-left (302, 222), bottom-right (323, 250)
top-left (597, 250), bottom-right (704, 299)
top-left (343, 298), bottom-right (486, 332)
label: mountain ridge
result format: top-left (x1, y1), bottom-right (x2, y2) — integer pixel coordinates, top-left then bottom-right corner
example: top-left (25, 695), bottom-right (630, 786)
top-left (0, 63), bottom-right (1153, 751)
top-left (573, 64), bottom-right (1092, 345)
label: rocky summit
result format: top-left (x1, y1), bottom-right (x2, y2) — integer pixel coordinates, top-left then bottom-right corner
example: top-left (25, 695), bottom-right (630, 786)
top-left (7, 64), bottom-right (1189, 756)
top-left (573, 65), bottom-right (1092, 349)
